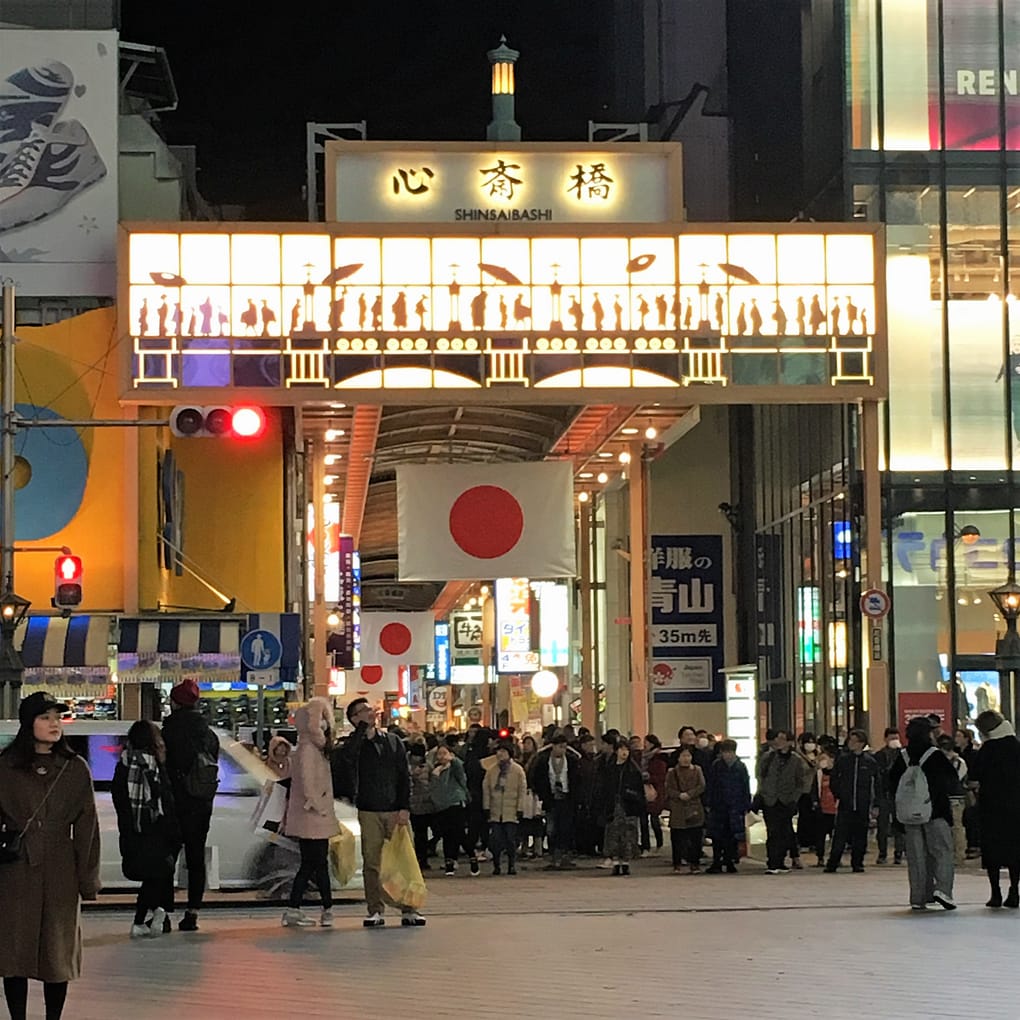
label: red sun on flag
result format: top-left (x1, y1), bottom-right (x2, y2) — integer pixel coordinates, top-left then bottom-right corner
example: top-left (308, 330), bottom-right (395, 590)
top-left (448, 485), bottom-right (524, 559)
top-left (379, 622), bottom-right (412, 656)
top-left (360, 665), bottom-right (383, 685)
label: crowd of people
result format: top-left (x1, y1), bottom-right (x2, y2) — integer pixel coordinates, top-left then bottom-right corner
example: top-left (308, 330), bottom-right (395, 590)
top-left (3, 683), bottom-right (1020, 1019)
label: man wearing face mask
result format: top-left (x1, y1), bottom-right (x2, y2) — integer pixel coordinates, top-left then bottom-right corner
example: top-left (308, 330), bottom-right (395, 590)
top-left (674, 726), bottom-right (713, 772)
top-left (872, 727), bottom-right (905, 866)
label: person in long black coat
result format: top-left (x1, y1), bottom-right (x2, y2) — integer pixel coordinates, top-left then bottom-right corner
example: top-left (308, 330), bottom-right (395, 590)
top-left (112, 720), bottom-right (181, 937)
top-left (971, 710), bottom-right (1020, 908)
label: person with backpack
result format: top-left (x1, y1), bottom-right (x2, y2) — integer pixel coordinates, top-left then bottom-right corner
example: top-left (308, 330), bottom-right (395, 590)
top-left (161, 678), bottom-right (220, 932)
top-left (889, 715), bottom-right (958, 911)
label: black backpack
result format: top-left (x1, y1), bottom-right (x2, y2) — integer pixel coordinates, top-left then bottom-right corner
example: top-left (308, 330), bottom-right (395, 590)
top-left (181, 749), bottom-right (219, 800)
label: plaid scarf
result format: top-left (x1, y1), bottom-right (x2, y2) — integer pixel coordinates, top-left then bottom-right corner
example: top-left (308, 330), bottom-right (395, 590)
top-left (121, 748), bottom-right (163, 833)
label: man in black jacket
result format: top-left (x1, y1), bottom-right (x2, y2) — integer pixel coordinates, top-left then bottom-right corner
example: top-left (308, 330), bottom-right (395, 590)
top-left (340, 698), bottom-right (424, 928)
top-left (872, 727), bottom-right (906, 865)
top-left (161, 678), bottom-right (219, 932)
top-left (530, 734), bottom-right (581, 869)
top-left (824, 729), bottom-right (879, 873)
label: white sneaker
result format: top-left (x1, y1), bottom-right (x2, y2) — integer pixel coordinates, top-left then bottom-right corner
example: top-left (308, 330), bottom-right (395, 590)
top-left (130, 923), bottom-right (150, 939)
top-left (401, 910), bottom-right (426, 927)
top-left (281, 908), bottom-right (315, 927)
top-left (597, 858), bottom-right (614, 869)
top-left (148, 907), bottom-right (166, 938)
top-left (363, 912), bottom-right (386, 928)
top-left (933, 890), bottom-right (957, 911)
top-left (320, 909), bottom-right (333, 927)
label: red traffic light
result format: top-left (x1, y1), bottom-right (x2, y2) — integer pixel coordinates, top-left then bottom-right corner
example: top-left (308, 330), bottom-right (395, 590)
top-left (53, 555), bottom-right (83, 607)
top-left (169, 406), bottom-right (267, 438)
top-left (230, 406), bottom-right (266, 438)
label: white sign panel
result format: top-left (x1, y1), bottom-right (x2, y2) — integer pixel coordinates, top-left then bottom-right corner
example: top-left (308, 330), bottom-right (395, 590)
top-left (327, 142), bottom-right (681, 223)
top-left (1, 31), bottom-right (119, 296)
top-left (649, 657), bottom-right (714, 692)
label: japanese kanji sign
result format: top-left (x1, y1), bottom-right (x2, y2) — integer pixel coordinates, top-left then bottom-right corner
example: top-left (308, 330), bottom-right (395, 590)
top-left (650, 534), bottom-right (725, 702)
top-left (326, 141), bottom-right (682, 223)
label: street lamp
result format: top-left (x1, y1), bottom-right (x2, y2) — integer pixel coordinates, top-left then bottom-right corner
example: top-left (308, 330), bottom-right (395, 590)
top-left (0, 586), bottom-right (30, 719)
top-left (990, 577), bottom-right (1020, 720)
top-left (531, 669), bottom-right (558, 699)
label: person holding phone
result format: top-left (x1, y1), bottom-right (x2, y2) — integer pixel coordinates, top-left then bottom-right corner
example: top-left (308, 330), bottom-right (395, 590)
top-left (340, 698), bottom-right (425, 928)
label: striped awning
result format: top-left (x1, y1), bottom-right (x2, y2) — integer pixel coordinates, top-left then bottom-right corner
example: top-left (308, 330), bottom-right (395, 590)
top-left (15, 615), bottom-right (114, 682)
top-left (117, 617), bottom-right (243, 684)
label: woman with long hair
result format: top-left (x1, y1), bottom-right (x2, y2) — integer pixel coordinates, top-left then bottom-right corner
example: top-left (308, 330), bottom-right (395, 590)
top-left (111, 720), bottom-right (181, 938)
top-left (595, 738), bottom-right (645, 876)
top-left (280, 697), bottom-right (339, 928)
top-left (0, 693), bottom-right (100, 1020)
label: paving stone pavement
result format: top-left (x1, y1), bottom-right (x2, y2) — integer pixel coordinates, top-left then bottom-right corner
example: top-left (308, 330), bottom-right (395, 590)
top-left (43, 856), bottom-right (1014, 1020)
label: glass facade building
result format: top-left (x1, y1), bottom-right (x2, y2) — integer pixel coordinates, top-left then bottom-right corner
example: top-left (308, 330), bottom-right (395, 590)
top-left (849, 0), bottom-right (1020, 729)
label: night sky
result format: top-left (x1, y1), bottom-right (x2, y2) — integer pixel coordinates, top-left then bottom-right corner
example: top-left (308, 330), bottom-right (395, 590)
top-left (121, 2), bottom-right (602, 218)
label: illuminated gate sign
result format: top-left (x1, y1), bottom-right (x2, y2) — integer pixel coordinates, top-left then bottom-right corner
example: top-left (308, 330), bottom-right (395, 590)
top-left (325, 142), bottom-right (683, 223)
top-left (121, 222), bottom-right (885, 404)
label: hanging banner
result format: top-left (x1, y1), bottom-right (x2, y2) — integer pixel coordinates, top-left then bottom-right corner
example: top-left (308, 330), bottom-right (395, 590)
top-left (496, 577), bottom-right (539, 674)
top-left (450, 610), bottom-right (483, 665)
top-left (649, 535), bottom-right (725, 702)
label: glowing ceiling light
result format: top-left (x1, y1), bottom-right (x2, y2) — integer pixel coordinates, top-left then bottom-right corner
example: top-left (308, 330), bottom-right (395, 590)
top-left (618, 450), bottom-right (631, 464)
top-left (330, 402), bottom-right (346, 409)
top-left (578, 491), bottom-right (590, 503)
top-left (598, 451), bottom-right (613, 458)
top-left (645, 425), bottom-right (658, 439)
top-left (597, 471), bottom-right (609, 484)
top-left (324, 474), bottom-right (338, 485)
top-left (325, 428), bottom-right (345, 441)
top-left (326, 610), bottom-right (341, 627)
top-left (621, 427), bottom-right (639, 435)
top-left (578, 471), bottom-right (594, 479)
top-left (324, 454), bottom-right (341, 465)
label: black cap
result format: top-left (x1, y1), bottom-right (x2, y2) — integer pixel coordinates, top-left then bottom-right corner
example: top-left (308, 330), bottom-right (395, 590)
top-left (18, 692), bottom-right (67, 728)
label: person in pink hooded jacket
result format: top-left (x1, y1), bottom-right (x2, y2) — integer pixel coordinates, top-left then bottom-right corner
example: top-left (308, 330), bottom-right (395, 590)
top-left (280, 698), bottom-right (339, 928)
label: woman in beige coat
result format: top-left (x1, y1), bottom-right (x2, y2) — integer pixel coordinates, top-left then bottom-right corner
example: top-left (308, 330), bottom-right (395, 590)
top-left (280, 697), bottom-right (339, 928)
top-left (482, 742), bottom-right (527, 875)
top-left (0, 693), bottom-right (100, 1020)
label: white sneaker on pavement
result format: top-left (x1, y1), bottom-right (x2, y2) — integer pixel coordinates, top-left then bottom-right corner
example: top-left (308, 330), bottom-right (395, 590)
top-left (320, 909), bottom-right (334, 927)
top-left (363, 912), bottom-right (386, 928)
top-left (281, 908), bottom-right (315, 927)
top-left (148, 907), bottom-right (166, 938)
top-left (401, 910), bottom-right (427, 927)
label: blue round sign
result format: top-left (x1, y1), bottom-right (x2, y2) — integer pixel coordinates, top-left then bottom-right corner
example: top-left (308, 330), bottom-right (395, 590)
top-left (240, 629), bottom-right (282, 670)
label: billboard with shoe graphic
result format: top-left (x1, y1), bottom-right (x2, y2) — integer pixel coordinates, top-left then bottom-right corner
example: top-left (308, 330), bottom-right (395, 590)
top-left (0, 30), bottom-right (118, 296)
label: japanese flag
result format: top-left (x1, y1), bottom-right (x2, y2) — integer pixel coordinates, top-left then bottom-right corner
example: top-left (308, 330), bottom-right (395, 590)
top-left (360, 612), bottom-right (435, 667)
top-left (352, 663), bottom-right (400, 693)
top-left (397, 462), bottom-right (576, 581)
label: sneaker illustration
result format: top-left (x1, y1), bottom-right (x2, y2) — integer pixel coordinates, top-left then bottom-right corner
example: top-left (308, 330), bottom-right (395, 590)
top-left (0, 118), bottom-right (107, 232)
top-left (0, 61), bottom-right (74, 162)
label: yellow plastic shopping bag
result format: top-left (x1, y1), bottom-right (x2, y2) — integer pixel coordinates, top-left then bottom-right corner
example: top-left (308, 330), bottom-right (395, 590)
top-left (328, 823), bottom-right (357, 887)
top-left (379, 824), bottom-right (428, 909)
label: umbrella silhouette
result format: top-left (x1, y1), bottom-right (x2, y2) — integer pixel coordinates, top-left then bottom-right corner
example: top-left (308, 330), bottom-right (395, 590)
top-left (478, 262), bottom-right (523, 285)
top-left (718, 263), bottom-right (760, 285)
top-left (321, 263), bottom-right (364, 286)
top-left (150, 271), bottom-right (186, 287)
top-left (626, 253), bottom-right (656, 273)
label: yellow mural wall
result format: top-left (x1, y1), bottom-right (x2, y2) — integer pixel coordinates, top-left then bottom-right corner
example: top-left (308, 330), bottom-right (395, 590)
top-left (13, 308), bottom-right (126, 610)
top-left (136, 407), bottom-right (286, 613)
